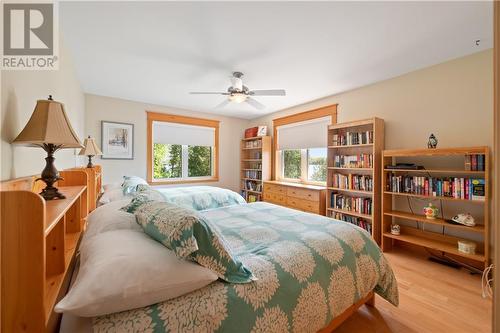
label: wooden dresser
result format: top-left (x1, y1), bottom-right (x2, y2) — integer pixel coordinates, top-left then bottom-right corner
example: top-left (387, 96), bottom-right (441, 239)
top-left (263, 180), bottom-right (326, 215)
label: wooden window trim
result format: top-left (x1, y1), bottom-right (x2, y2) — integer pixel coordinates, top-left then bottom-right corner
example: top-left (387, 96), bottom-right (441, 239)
top-left (146, 111), bottom-right (220, 185)
top-left (272, 104), bottom-right (337, 181)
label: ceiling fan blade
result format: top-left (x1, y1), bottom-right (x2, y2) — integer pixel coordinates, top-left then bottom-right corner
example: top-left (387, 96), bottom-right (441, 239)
top-left (214, 99), bottom-right (230, 109)
top-left (245, 97), bottom-right (265, 110)
top-left (189, 92), bottom-right (229, 95)
top-left (249, 89), bottom-right (286, 96)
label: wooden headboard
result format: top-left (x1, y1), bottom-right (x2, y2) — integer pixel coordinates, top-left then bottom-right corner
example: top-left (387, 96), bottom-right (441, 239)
top-left (0, 169), bottom-right (96, 332)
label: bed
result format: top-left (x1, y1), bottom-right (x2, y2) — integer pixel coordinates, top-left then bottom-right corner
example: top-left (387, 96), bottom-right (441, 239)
top-left (0, 174), bottom-right (398, 333)
top-left (65, 202), bottom-right (398, 333)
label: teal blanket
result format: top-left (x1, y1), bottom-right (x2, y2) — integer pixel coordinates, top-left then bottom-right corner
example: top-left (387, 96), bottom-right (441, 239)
top-left (155, 186), bottom-right (246, 210)
top-left (94, 202), bottom-right (398, 333)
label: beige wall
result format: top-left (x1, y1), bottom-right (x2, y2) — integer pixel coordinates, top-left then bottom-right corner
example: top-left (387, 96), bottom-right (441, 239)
top-left (85, 94), bottom-right (248, 191)
top-left (250, 50), bottom-right (493, 150)
top-left (1, 39), bottom-right (86, 180)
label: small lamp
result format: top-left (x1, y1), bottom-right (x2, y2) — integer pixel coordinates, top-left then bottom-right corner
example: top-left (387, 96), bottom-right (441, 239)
top-left (12, 96), bottom-right (84, 200)
top-left (79, 136), bottom-right (102, 168)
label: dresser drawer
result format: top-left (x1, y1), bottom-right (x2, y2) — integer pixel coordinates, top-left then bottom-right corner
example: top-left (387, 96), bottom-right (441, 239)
top-left (264, 191), bottom-right (286, 205)
top-left (287, 187), bottom-right (320, 201)
top-left (264, 183), bottom-right (286, 194)
top-left (298, 200), bottom-right (320, 213)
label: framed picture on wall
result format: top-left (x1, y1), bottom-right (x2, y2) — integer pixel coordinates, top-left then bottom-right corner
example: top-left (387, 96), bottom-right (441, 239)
top-left (101, 121), bottom-right (134, 159)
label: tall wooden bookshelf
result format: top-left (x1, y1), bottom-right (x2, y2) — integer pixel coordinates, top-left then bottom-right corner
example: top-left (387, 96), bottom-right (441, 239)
top-left (326, 118), bottom-right (384, 243)
top-left (381, 146), bottom-right (489, 270)
top-left (241, 136), bottom-right (272, 202)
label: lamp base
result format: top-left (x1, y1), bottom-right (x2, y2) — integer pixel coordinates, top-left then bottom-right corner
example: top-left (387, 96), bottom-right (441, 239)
top-left (87, 155), bottom-right (94, 168)
top-left (37, 143), bottom-right (66, 201)
top-left (40, 185), bottom-right (66, 200)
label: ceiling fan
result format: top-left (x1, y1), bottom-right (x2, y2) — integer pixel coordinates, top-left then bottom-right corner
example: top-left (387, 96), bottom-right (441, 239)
top-left (189, 72), bottom-right (286, 110)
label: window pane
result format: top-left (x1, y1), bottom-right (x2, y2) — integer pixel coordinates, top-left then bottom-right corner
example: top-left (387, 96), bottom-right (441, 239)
top-left (153, 143), bottom-right (182, 179)
top-left (307, 148), bottom-right (327, 182)
top-left (283, 149), bottom-right (301, 179)
top-left (188, 146), bottom-right (212, 177)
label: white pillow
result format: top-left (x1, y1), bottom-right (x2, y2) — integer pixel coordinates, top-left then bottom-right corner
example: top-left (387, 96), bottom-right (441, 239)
top-left (82, 199), bottom-right (140, 247)
top-left (56, 229), bottom-right (218, 317)
top-left (98, 188), bottom-right (127, 205)
top-left (102, 182), bottom-right (122, 192)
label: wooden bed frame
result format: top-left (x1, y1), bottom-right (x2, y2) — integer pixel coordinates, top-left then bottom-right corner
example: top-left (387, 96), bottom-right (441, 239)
top-left (0, 170), bottom-right (375, 333)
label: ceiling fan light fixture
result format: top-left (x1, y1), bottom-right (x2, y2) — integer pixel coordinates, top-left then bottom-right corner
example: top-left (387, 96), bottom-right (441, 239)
top-left (229, 92), bottom-right (247, 103)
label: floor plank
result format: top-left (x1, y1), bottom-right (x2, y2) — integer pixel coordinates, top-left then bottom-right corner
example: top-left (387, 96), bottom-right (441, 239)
top-left (335, 248), bottom-right (492, 333)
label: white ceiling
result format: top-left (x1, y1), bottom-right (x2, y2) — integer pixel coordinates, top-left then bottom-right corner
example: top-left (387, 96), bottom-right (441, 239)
top-left (60, 1), bottom-right (493, 119)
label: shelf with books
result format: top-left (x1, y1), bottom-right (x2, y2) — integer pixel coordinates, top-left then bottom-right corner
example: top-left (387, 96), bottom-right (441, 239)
top-left (326, 118), bottom-right (384, 242)
top-left (382, 146), bottom-right (489, 269)
top-left (240, 136), bottom-right (271, 202)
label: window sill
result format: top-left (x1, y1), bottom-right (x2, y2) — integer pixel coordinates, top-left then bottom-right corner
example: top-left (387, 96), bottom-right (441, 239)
top-left (269, 179), bottom-right (326, 190)
top-left (148, 177), bottom-right (219, 185)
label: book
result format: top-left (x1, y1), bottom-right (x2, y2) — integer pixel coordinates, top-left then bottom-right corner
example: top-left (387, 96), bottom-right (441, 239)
top-left (471, 179), bottom-right (485, 201)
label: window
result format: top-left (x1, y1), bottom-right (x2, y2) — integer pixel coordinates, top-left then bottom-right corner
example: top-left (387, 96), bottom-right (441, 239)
top-left (275, 108), bottom-right (336, 184)
top-left (147, 112), bottom-right (219, 184)
top-left (307, 148), bottom-right (327, 182)
top-left (280, 148), bottom-right (327, 183)
top-left (283, 149), bottom-right (301, 179)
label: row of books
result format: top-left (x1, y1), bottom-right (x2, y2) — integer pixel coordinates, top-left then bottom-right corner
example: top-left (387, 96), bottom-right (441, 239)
top-left (247, 194), bottom-right (260, 203)
top-left (386, 174), bottom-right (485, 200)
top-left (333, 154), bottom-right (373, 168)
top-left (244, 170), bottom-right (261, 179)
top-left (332, 174), bottom-right (373, 191)
top-left (333, 212), bottom-right (372, 234)
top-left (243, 180), bottom-right (262, 192)
top-left (244, 140), bottom-right (261, 149)
top-left (332, 130), bottom-right (374, 146)
top-left (331, 194), bottom-right (372, 215)
top-left (465, 154), bottom-right (486, 171)
top-left (246, 152), bottom-right (262, 159)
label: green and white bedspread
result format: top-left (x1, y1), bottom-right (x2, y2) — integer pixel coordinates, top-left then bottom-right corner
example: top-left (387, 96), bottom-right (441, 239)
top-left (93, 202), bottom-right (398, 333)
top-left (155, 186), bottom-right (246, 210)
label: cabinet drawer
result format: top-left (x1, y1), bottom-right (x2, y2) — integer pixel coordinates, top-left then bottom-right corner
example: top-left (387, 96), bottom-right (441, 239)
top-left (287, 187), bottom-right (320, 201)
top-left (286, 197), bottom-right (319, 213)
top-left (264, 183), bottom-right (286, 194)
top-left (264, 192), bottom-right (286, 205)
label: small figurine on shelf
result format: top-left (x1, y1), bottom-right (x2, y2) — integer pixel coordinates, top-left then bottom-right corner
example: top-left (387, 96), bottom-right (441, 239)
top-left (423, 203), bottom-right (439, 219)
top-left (391, 224), bottom-right (401, 235)
top-left (427, 133), bottom-right (438, 148)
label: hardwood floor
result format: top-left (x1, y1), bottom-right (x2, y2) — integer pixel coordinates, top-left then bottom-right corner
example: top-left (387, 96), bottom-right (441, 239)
top-left (336, 247), bottom-right (492, 333)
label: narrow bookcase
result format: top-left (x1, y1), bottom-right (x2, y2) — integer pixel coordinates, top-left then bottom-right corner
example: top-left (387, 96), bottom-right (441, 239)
top-left (326, 118), bottom-right (385, 243)
top-left (240, 136), bottom-right (272, 202)
top-left (381, 146), bottom-right (489, 270)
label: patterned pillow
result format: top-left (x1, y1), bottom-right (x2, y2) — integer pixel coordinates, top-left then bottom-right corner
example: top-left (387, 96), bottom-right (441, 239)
top-left (131, 200), bottom-right (255, 284)
top-left (121, 188), bottom-right (165, 214)
top-left (121, 176), bottom-right (148, 195)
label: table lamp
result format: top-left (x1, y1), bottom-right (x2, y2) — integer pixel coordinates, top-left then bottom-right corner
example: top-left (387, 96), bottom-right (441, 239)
top-left (79, 136), bottom-right (102, 168)
top-left (12, 96), bottom-right (84, 200)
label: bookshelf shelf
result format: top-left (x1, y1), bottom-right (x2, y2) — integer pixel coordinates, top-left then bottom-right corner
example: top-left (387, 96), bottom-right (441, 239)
top-left (327, 187), bottom-right (373, 195)
top-left (328, 208), bottom-right (373, 220)
top-left (382, 231), bottom-right (485, 262)
top-left (383, 168), bottom-right (485, 175)
top-left (382, 146), bottom-right (489, 269)
top-left (328, 143), bottom-right (373, 149)
top-left (327, 167), bottom-right (373, 171)
top-left (326, 117), bottom-right (384, 242)
top-left (240, 136), bottom-right (271, 202)
top-left (383, 210), bottom-right (485, 233)
top-left (383, 191), bottom-right (485, 203)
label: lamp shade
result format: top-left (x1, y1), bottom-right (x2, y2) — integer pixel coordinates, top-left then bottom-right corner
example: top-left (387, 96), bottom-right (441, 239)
top-left (12, 97), bottom-right (83, 148)
top-left (79, 136), bottom-right (103, 156)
